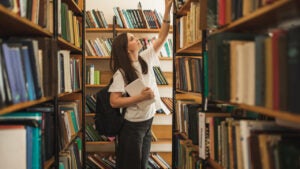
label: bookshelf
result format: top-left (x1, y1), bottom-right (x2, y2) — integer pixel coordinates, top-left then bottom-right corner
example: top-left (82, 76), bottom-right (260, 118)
top-left (84, 1), bottom-right (173, 167)
top-left (173, 0), bottom-right (300, 169)
top-left (172, 0), bottom-right (208, 168)
top-left (0, 0), bottom-right (85, 168)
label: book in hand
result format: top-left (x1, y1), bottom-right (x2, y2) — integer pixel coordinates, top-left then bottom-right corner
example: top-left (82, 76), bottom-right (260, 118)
top-left (125, 78), bottom-right (155, 109)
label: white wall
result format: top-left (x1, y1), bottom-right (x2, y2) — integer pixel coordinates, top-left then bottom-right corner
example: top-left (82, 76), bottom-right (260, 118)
top-left (86, 0), bottom-right (168, 25)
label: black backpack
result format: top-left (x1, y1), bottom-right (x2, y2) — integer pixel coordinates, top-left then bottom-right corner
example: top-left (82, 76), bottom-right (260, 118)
top-left (94, 70), bottom-right (127, 137)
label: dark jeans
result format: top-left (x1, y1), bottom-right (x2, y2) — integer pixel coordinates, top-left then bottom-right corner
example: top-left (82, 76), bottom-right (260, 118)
top-left (116, 117), bottom-right (153, 169)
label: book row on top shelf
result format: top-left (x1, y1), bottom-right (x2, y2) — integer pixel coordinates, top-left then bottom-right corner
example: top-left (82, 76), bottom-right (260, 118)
top-left (0, 0), bottom-right (85, 169)
top-left (85, 4), bottom-right (166, 29)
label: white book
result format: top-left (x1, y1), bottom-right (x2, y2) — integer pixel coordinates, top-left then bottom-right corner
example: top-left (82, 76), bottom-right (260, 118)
top-left (0, 125), bottom-right (27, 169)
top-left (125, 78), bottom-right (155, 109)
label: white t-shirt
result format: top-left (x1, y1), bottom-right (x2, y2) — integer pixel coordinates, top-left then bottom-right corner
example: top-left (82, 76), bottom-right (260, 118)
top-left (108, 46), bottom-right (162, 122)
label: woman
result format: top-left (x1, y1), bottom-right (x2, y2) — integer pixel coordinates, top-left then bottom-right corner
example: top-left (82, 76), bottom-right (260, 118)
top-left (108, 0), bottom-right (173, 168)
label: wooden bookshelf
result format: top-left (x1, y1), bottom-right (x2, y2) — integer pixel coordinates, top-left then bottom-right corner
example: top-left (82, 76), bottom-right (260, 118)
top-left (0, 0), bottom-right (85, 168)
top-left (0, 97), bottom-right (53, 115)
top-left (176, 39), bottom-right (202, 54)
top-left (201, 0), bottom-right (300, 168)
top-left (85, 28), bottom-right (114, 32)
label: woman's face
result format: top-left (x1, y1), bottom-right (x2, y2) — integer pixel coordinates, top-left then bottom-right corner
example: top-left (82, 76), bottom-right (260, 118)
top-left (127, 33), bottom-right (142, 61)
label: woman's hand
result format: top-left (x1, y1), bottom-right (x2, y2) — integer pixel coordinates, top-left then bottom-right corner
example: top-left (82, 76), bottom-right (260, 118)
top-left (140, 87), bottom-right (155, 101)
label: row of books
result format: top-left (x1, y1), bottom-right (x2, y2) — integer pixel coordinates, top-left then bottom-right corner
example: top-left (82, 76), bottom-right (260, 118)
top-left (200, 116), bottom-right (300, 169)
top-left (85, 38), bottom-right (113, 57)
top-left (153, 66), bottom-right (168, 85)
top-left (0, 38), bottom-right (57, 107)
top-left (207, 0), bottom-right (280, 28)
top-left (86, 64), bottom-right (101, 85)
top-left (0, 108), bottom-right (55, 169)
top-left (86, 153), bottom-right (171, 169)
top-left (0, 38), bottom-right (82, 108)
top-left (0, 0), bottom-right (53, 32)
top-left (175, 100), bottom-right (300, 169)
top-left (85, 37), bottom-right (172, 58)
top-left (59, 2), bottom-right (82, 48)
top-left (140, 37), bottom-right (173, 58)
top-left (85, 95), bottom-right (96, 114)
top-left (174, 134), bottom-right (205, 169)
top-left (85, 122), bottom-right (111, 142)
top-left (86, 9), bottom-right (109, 28)
top-left (207, 26), bottom-right (300, 113)
top-left (58, 50), bottom-right (82, 93)
top-left (177, 1), bottom-right (203, 49)
top-left (59, 137), bottom-right (82, 169)
top-left (175, 57), bottom-right (203, 93)
top-left (113, 6), bottom-right (164, 29)
top-left (58, 101), bottom-right (82, 150)
top-left (160, 97), bottom-right (173, 113)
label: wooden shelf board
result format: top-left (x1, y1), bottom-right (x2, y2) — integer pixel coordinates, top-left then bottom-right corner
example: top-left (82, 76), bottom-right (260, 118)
top-left (58, 37), bottom-right (82, 53)
top-left (159, 57), bottom-right (173, 60)
top-left (176, 39), bottom-right (202, 54)
top-left (86, 28), bottom-right (113, 32)
top-left (86, 139), bottom-right (172, 152)
top-left (176, 56), bottom-right (202, 59)
top-left (116, 28), bottom-right (173, 33)
top-left (85, 84), bottom-right (107, 88)
top-left (214, 99), bottom-right (300, 123)
top-left (0, 97), bottom-right (53, 115)
top-left (211, 0), bottom-right (300, 34)
top-left (57, 91), bottom-right (83, 98)
top-left (239, 104), bottom-right (300, 123)
top-left (0, 5), bottom-right (52, 37)
top-left (175, 93), bottom-right (202, 103)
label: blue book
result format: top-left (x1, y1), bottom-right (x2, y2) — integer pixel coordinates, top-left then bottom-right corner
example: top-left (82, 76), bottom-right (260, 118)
top-left (2, 43), bottom-right (20, 103)
top-left (26, 126), bottom-right (33, 169)
top-left (21, 46), bottom-right (37, 100)
top-left (113, 7), bottom-right (124, 28)
top-left (10, 45), bottom-right (28, 102)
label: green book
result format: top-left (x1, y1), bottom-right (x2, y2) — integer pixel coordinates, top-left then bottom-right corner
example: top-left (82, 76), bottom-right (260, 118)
top-left (94, 70), bottom-right (100, 85)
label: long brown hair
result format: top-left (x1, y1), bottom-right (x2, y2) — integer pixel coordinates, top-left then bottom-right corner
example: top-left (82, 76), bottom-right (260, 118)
top-left (110, 33), bottom-right (148, 83)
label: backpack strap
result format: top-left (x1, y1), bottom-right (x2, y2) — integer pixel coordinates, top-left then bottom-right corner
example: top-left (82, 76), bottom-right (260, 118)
top-left (118, 68), bottom-right (128, 117)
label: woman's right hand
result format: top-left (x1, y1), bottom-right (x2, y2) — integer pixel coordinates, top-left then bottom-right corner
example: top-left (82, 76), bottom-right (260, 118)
top-left (140, 87), bottom-right (155, 101)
